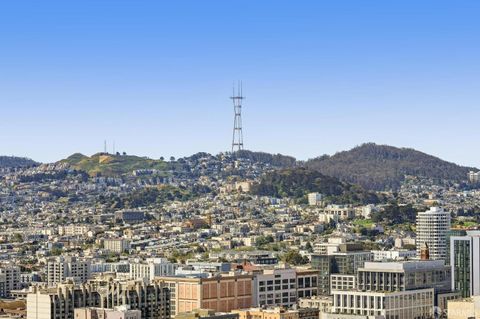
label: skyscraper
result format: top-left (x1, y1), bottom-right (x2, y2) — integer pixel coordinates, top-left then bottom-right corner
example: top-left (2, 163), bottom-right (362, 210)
top-left (416, 207), bottom-right (451, 260)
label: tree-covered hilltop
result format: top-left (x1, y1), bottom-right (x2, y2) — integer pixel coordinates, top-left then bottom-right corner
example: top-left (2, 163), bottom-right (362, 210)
top-left (232, 150), bottom-right (296, 167)
top-left (60, 153), bottom-right (168, 177)
top-left (250, 167), bottom-right (382, 204)
top-left (305, 143), bottom-right (477, 191)
top-left (0, 156), bottom-right (38, 168)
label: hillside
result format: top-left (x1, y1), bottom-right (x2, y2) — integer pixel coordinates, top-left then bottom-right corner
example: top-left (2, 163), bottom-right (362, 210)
top-left (0, 156), bottom-right (38, 168)
top-left (305, 143), bottom-right (476, 190)
top-left (250, 167), bottom-right (381, 204)
top-left (232, 150), bottom-right (296, 167)
top-left (60, 153), bottom-right (168, 177)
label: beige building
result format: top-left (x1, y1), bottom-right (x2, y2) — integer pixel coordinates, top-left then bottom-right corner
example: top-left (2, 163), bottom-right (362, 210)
top-left (174, 309), bottom-right (238, 319)
top-left (233, 307), bottom-right (319, 319)
top-left (46, 256), bottom-right (91, 286)
top-left (58, 225), bottom-right (90, 236)
top-left (74, 306), bottom-right (141, 319)
top-left (155, 274), bottom-right (253, 317)
top-left (447, 295), bottom-right (480, 319)
top-left (26, 277), bottom-right (170, 319)
top-left (104, 238), bottom-right (131, 253)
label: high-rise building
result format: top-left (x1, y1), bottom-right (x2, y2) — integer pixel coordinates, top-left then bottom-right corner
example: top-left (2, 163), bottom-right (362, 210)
top-left (416, 207), bottom-right (451, 260)
top-left (46, 256), bottom-right (91, 286)
top-left (446, 229), bottom-right (467, 266)
top-left (450, 231), bottom-right (480, 297)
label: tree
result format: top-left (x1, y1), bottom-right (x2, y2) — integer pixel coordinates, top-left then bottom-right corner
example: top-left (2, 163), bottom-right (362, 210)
top-left (305, 241), bottom-right (313, 252)
top-left (170, 156), bottom-right (175, 161)
top-left (282, 250), bottom-right (308, 265)
top-left (255, 235), bottom-right (274, 248)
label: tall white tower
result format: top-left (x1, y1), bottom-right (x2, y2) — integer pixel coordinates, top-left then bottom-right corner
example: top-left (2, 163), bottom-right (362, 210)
top-left (416, 207), bottom-right (451, 260)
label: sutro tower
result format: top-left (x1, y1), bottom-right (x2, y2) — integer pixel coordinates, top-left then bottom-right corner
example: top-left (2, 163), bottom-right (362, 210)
top-left (231, 81), bottom-right (245, 152)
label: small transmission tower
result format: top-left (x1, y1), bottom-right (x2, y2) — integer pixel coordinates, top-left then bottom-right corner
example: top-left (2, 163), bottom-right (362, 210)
top-left (230, 81), bottom-right (245, 152)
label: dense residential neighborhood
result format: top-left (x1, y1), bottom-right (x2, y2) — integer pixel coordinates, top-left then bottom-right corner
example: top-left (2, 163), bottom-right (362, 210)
top-left (1, 148), bottom-right (480, 319)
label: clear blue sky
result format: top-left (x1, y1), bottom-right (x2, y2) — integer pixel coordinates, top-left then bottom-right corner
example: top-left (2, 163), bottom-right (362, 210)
top-left (1, 1), bottom-right (479, 166)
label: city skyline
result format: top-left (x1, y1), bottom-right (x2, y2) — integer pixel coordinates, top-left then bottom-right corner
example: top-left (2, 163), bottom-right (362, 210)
top-left (1, 1), bottom-right (480, 166)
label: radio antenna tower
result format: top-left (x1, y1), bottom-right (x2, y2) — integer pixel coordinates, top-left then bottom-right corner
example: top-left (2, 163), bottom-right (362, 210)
top-left (230, 81), bottom-right (244, 153)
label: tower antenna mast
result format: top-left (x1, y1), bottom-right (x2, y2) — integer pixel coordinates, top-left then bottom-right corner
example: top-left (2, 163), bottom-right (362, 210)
top-left (230, 81), bottom-right (245, 152)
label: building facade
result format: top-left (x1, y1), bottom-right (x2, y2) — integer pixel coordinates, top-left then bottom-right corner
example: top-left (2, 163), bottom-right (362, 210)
top-left (27, 278), bottom-right (170, 319)
top-left (450, 232), bottom-right (480, 297)
top-left (46, 256), bottom-right (91, 286)
top-left (331, 288), bottom-right (434, 319)
top-left (155, 274), bottom-right (252, 317)
top-left (416, 207), bottom-right (451, 260)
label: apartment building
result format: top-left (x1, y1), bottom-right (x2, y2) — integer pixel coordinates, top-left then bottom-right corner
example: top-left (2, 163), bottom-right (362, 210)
top-left (104, 238), bottom-right (131, 253)
top-left (416, 207), bottom-right (451, 260)
top-left (130, 258), bottom-right (178, 281)
top-left (26, 277), bottom-right (170, 319)
top-left (46, 256), bottom-right (91, 286)
top-left (0, 263), bottom-right (21, 297)
top-left (318, 205), bottom-right (355, 223)
top-left (58, 225), bottom-right (90, 236)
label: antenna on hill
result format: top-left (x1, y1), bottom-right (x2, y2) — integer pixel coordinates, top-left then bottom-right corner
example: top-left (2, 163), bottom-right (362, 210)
top-left (230, 81), bottom-right (245, 153)
top-left (104, 140), bottom-right (107, 154)
top-left (113, 141), bottom-right (116, 155)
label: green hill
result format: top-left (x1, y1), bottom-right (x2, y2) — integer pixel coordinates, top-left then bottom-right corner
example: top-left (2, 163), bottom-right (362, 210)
top-left (305, 143), bottom-right (477, 190)
top-left (60, 153), bottom-right (168, 177)
top-left (250, 167), bottom-right (381, 204)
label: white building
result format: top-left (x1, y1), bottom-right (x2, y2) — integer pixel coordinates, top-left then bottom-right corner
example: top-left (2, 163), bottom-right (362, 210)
top-left (331, 288), bottom-right (434, 319)
top-left (416, 207), bottom-right (451, 260)
top-left (253, 267), bottom-right (319, 308)
top-left (371, 250), bottom-right (416, 261)
top-left (58, 225), bottom-right (90, 236)
top-left (253, 267), bottom-right (297, 307)
top-left (319, 205), bottom-right (354, 223)
top-left (468, 171), bottom-right (480, 184)
top-left (104, 238), bottom-right (131, 253)
top-left (130, 258), bottom-right (178, 281)
top-left (330, 275), bottom-right (356, 292)
top-left (308, 193), bottom-right (323, 206)
top-left (46, 256), bottom-right (91, 286)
